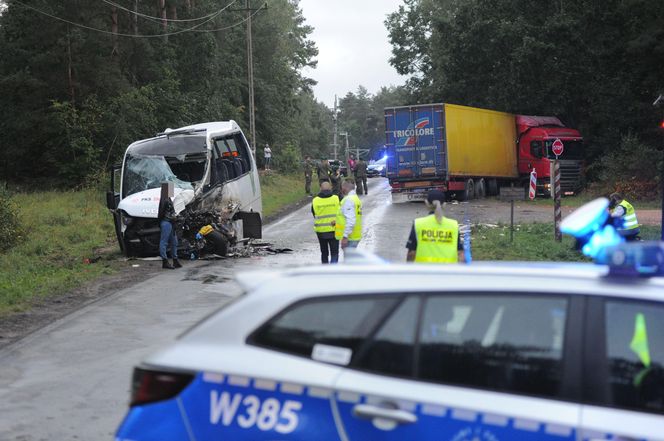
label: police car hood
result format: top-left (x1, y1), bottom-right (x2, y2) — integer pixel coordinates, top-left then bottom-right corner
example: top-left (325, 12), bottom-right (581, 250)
top-left (118, 187), bottom-right (195, 218)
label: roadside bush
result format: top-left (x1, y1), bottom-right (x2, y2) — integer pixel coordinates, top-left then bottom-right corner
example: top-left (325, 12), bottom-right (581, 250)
top-left (591, 133), bottom-right (662, 200)
top-left (273, 142), bottom-right (301, 172)
top-left (0, 186), bottom-right (23, 252)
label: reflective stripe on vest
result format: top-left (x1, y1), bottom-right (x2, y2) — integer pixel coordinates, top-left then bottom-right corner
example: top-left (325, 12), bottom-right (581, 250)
top-left (618, 200), bottom-right (639, 230)
top-left (335, 194), bottom-right (362, 240)
top-left (312, 195), bottom-right (340, 233)
top-left (414, 214), bottom-right (459, 263)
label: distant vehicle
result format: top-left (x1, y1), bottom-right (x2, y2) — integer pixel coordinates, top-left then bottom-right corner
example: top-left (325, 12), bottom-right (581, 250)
top-left (116, 246), bottom-right (664, 441)
top-left (367, 157), bottom-right (387, 178)
top-left (385, 104), bottom-right (584, 202)
top-left (327, 159), bottom-right (348, 177)
top-left (106, 122), bottom-right (262, 257)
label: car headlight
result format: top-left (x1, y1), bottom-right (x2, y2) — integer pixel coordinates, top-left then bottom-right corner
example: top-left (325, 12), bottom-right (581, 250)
top-left (121, 211), bottom-right (134, 226)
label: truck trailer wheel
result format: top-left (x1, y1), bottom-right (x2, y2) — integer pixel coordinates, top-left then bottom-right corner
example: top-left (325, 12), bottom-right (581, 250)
top-left (475, 179), bottom-right (486, 199)
top-left (487, 179), bottom-right (499, 196)
top-left (462, 179), bottom-right (475, 201)
top-left (204, 231), bottom-right (229, 257)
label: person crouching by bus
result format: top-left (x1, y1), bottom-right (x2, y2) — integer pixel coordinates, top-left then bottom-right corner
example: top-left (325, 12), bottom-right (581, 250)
top-left (406, 190), bottom-right (463, 263)
top-left (312, 181), bottom-right (340, 264)
top-left (158, 182), bottom-right (182, 269)
top-left (608, 192), bottom-right (640, 241)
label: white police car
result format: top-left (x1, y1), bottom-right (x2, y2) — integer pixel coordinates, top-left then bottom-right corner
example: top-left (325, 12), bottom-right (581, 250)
top-left (116, 202), bottom-right (664, 441)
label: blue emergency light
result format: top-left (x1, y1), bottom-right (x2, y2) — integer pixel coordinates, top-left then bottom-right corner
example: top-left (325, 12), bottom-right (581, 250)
top-left (561, 197), bottom-right (664, 277)
top-left (598, 242), bottom-right (664, 277)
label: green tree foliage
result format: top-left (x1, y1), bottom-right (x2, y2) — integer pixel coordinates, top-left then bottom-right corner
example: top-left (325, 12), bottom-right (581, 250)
top-left (386, 0), bottom-right (664, 183)
top-left (591, 133), bottom-right (663, 200)
top-left (338, 85), bottom-right (409, 159)
top-left (0, 0), bottom-right (326, 186)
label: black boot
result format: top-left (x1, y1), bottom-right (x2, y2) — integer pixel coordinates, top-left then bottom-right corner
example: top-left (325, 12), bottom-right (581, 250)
top-left (173, 259), bottom-right (182, 268)
top-left (162, 259), bottom-right (175, 269)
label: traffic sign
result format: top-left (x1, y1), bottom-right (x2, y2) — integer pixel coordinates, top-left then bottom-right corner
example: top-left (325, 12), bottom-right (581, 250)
top-left (529, 168), bottom-right (537, 200)
top-left (552, 138), bottom-right (564, 157)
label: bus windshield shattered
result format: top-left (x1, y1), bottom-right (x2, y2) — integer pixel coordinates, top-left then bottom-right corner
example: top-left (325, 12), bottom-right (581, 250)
top-left (121, 135), bottom-right (208, 199)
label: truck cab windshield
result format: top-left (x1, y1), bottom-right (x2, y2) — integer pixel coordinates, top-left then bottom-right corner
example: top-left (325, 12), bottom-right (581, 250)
top-left (122, 154), bottom-right (197, 199)
top-left (545, 139), bottom-right (583, 160)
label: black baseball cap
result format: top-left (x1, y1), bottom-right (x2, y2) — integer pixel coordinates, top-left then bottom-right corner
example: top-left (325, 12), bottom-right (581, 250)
top-left (427, 190), bottom-right (446, 203)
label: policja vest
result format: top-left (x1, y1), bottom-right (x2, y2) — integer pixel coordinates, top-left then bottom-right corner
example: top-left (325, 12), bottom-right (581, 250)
top-left (414, 214), bottom-right (459, 263)
top-left (616, 200), bottom-right (639, 231)
top-left (335, 193), bottom-right (362, 240)
top-left (312, 195), bottom-right (340, 234)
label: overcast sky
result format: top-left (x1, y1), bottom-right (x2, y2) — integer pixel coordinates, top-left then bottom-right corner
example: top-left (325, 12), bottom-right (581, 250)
top-left (298, 0), bottom-right (406, 108)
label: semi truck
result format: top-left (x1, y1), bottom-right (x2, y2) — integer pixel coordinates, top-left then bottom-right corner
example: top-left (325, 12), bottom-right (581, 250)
top-left (106, 121), bottom-right (262, 257)
top-left (384, 103), bottom-right (584, 202)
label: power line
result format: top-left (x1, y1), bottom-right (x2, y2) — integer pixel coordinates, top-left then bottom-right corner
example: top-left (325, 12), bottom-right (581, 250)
top-left (99, 0), bottom-right (225, 23)
top-left (192, 2), bottom-right (266, 33)
top-left (11, 0), bottom-right (241, 38)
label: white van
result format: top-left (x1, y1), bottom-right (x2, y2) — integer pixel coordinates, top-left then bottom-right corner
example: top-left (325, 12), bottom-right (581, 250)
top-left (106, 121), bottom-right (262, 257)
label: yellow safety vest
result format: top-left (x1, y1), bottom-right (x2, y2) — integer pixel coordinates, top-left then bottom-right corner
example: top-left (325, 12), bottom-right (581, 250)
top-left (312, 195), bottom-right (340, 233)
top-left (414, 214), bottom-right (459, 263)
top-left (616, 200), bottom-right (639, 231)
top-left (335, 194), bottom-right (362, 240)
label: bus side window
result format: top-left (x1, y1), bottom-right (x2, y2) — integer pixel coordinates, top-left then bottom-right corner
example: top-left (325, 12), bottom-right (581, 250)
top-left (211, 144), bottom-right (227, 185)
top-left (233, 134), bottom-right (253, 173)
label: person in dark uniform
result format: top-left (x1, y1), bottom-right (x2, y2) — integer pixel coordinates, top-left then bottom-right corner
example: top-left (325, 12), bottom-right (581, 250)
top-left (158, 183), bottom-right (182, 270)
top-left (354, 158), bottom-right (368, 195)
top-left (317, 159), bottom-right (331, 185)
top-left (303, 155), bottom-right (314, 196)
top-left (406, 190), bottom-right (463, 263)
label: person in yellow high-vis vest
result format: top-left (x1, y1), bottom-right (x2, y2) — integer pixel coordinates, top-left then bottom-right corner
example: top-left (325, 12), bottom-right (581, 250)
top-left (335, 178), bottom-right (363, 251)
top-left (609, 192), bottom-right (640, 241)
top-left (312, 181), bottom-right (340, 264)
top-left (406, 190), bottom-right (463, 263)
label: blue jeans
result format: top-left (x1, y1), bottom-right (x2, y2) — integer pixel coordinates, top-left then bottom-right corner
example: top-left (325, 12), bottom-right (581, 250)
top-left (159, 220), bottom-right (178, 260)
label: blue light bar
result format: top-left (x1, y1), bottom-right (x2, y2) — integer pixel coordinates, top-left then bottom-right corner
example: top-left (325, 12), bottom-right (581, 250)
top-left (597, 242), bottom-right (664, 277)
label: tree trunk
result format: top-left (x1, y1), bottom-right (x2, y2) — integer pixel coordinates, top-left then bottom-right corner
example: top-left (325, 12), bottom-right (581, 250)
top-left (159, 0), bottom-right (167, 42)
top-left (169, 4), bottom-right (177, 21)
top-left (66, 26), bottom-right (75, 105)
top-left (134, 0), bottom-right (138, 35)
top-left (111, 5), bottom-right (119, 55)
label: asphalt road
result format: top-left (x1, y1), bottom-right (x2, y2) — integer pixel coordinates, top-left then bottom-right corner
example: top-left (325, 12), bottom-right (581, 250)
top-left (0, 178), bottom-right (410, 440)
top-left (0, 178), bottom-right (629, 439)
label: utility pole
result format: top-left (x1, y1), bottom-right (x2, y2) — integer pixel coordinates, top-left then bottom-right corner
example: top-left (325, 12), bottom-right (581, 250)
top-left (246, 0), bottom-right (256, 158)
top-left (333, 95), bottom-right (339, 160)
top-left (340, 131), bottom-right (349, 159)
top-left (232, 1), bottom-right (267, 158)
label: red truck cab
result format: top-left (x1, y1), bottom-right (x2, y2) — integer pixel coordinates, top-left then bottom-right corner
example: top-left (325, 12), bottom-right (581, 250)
top-left (516, 116), bottom-right (584, 196)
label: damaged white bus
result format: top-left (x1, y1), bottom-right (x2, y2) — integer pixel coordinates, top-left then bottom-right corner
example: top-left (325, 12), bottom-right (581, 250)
top-left (106, 121), bottom-right (262, 257)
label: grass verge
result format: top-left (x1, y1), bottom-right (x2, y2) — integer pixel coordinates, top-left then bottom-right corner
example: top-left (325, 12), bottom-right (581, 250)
top-left (260, 172), bottom-right (313, 218)
top-left (0, 190), bottom-right (120, 315)
top-left (472, 223), bottom-right (661, 262)
top-left (0, 173), bottom-right (312, 315)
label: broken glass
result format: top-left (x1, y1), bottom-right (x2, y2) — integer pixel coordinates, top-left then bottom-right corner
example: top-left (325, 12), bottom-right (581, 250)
top-left (123, 154), bottom-right (195, 198)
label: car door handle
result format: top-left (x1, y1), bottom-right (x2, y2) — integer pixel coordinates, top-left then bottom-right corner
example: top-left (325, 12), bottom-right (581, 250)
top-left (352, 404), bottom-right (418, 424)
